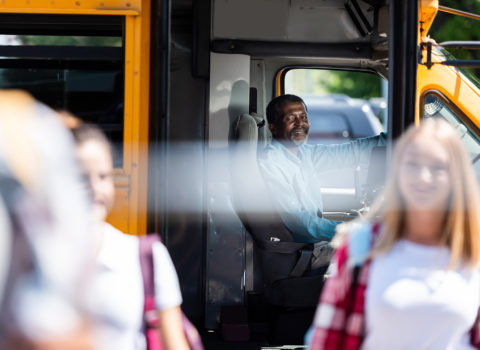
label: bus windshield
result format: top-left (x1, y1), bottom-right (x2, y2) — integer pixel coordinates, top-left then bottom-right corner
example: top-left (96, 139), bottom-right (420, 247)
top-left (437, 46), bottom-right (480, 90)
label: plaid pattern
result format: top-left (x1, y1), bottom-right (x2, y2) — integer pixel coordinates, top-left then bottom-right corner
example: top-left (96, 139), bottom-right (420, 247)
top-left (309, 224), bottom-right (480, 350)
top-left (310, 242), bottom-right (370, 350)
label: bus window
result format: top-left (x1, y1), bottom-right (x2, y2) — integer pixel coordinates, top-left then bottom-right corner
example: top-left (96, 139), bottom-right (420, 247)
top-left (282, 68), bottom-right (387, 212)
top-left (0, 15), bottom-right (124, 167)
top-left (284, 68), bottom-right (386, 143)
top-left (423, 92), bottom-right (480, 181)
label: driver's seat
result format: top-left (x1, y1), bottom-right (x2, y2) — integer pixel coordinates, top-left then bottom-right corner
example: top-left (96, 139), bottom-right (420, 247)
top-left (229, 113), bottom-right (327, 308)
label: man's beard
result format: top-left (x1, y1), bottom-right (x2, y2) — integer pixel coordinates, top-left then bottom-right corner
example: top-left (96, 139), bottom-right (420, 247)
top-left (290, 127), bottom-right (308, 146)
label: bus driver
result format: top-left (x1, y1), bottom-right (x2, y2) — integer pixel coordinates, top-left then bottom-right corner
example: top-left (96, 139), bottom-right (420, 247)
top-left (258, 94), bottom-right (385, 245)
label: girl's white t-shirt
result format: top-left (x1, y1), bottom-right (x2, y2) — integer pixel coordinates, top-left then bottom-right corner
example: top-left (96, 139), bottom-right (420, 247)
top-left (363, 239), bottom-right (480, 350)
top-left (88, 223), bottom-right (183, 350)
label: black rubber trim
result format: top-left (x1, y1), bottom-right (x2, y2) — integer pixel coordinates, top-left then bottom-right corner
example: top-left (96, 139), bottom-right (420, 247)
top-left (211, 39), bottom-right (372, 59)
top-left (440, 60), bottom-right (480, 68)
top-left (440, 41), bottom-right (480, 50)
top-left (0, 59), bottom-right (122, 69)
top-left (351, 0), bottom-right (373, 33)
top-left (0, 14), bottom-right (122, 36)
top-left (345, 0), bottom-right (367, 37)
top-left (0, 45), bottom-right (121, 60)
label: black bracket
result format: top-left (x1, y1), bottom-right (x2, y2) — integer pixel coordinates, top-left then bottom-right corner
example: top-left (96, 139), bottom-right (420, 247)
top-left (420, 41), bottom-right (480, 69)
top-left (419, 41), bottom-right (433, 69)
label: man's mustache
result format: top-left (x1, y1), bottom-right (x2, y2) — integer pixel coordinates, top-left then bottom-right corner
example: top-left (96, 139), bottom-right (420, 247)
top-left (290, 127), bottom-right (309, 136)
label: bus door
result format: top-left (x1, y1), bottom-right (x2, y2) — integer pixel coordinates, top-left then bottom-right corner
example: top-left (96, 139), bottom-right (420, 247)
top-left (204, 0), bottom-right (418, 333)
top-left (0, 0), bottom-right (151, 235)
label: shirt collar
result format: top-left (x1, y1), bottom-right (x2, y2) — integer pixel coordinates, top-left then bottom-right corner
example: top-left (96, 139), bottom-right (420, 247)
top-left (96, 222), bottom-right (119, 271)
top-left (270, 139), bottom-right (305, 164)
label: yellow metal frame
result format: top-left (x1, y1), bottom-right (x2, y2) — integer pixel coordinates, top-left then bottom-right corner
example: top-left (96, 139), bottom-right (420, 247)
top-left (0, 0), bottom-right (151, 235)
top-left (417, 0), bottom-right (480, 130)
top-left (0, 0), bottom-right (140, 15)
top-left (275, 69), bottom-right (285, 96)
top-left (416, 49), bottom-right (480, 128)
top-left (418, 0), bottom-right (438, 43)
top-left (121, 2), bottom-right (150, 235)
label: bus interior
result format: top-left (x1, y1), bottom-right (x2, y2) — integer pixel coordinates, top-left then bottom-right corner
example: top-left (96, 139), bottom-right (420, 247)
top-left (1, 0), bottom-right (480, 347)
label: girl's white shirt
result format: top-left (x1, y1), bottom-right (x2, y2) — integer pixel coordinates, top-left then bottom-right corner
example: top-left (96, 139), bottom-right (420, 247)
top-left (88, 223), bottom-right (183, 350)
top-left (363, 239), bottom-right (480, 350)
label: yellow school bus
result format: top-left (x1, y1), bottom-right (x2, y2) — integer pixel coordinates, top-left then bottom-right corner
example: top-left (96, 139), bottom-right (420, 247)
top-left (1, 0), bottom-right (479, 346)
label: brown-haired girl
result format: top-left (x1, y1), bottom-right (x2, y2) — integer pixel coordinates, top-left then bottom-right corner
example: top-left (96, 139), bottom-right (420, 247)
top-left (69, 121), bottom-right (190, 350)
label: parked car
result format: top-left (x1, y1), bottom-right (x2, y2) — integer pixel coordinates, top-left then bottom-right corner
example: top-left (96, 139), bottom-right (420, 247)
top-left (303, 97), bottom-right (384, 145)
top-left (368, 97), bottom-right (387, 125)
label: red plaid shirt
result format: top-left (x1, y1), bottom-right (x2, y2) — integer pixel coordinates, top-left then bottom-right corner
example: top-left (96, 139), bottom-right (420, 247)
top-left (309, 223), bottom-right (480, 350)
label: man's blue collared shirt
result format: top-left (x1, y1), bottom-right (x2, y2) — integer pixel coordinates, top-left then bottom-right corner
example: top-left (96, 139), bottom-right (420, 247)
top-left (258, 135), bottom-right (385, 243)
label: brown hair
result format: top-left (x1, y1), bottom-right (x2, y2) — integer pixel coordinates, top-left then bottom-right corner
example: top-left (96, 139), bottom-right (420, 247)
top-left (59, 111), bottom-right (113, 160)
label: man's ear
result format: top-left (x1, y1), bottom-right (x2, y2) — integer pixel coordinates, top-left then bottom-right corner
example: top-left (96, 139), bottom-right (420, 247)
top-left (268, 123), bottom-right (276, 137)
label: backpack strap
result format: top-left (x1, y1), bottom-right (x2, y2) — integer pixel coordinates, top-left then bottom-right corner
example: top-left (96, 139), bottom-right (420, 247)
top-left (139, 235), bottom-right (161, 330)
top-left (139, 234), bottom-right (205, 350)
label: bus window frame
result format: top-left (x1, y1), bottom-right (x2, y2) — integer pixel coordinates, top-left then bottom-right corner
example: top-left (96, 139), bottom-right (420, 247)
top-left (0, 1), bottom-right (140, 16)
top-left (421, 89), bottom-right (480, 176)
top-left (275, 65), bottom-right (385, 98)
top-left (420, 89), bottom-right (480, 136)
top-left (0, 1), bottom-right (151, 235)
top-left (0, 14), bottom-right (126, 167)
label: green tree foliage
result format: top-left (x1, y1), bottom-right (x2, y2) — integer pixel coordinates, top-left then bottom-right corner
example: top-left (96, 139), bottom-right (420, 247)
top-left (285, 69), bottom-right (382, 99)
top-left (429, 1), bottom-right (480, 76)
top-left (430, 0), bottom-right (480, 47)
top-left (323, 70), bottom-right (381, 99)
top-left (324, 1), bottom-right (480, 98)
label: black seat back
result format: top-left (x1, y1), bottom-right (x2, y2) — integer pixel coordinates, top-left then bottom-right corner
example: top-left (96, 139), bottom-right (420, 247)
top-left (229, 114), bottom-right (324, 307)
top-left (230, 115), bottom-right (292, 239)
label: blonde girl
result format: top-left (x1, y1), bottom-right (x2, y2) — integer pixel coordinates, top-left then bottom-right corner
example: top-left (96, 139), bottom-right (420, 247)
top-left (308, 118), bottom-right (480, 350)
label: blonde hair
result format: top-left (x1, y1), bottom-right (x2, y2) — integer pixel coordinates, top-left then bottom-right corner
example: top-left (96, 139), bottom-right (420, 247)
top-left (364, 118), bottom-right (480, 268)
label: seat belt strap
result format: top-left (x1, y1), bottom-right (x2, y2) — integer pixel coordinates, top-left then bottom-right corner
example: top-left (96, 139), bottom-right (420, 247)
top-left (288, 248), bottom-right (312, 277)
